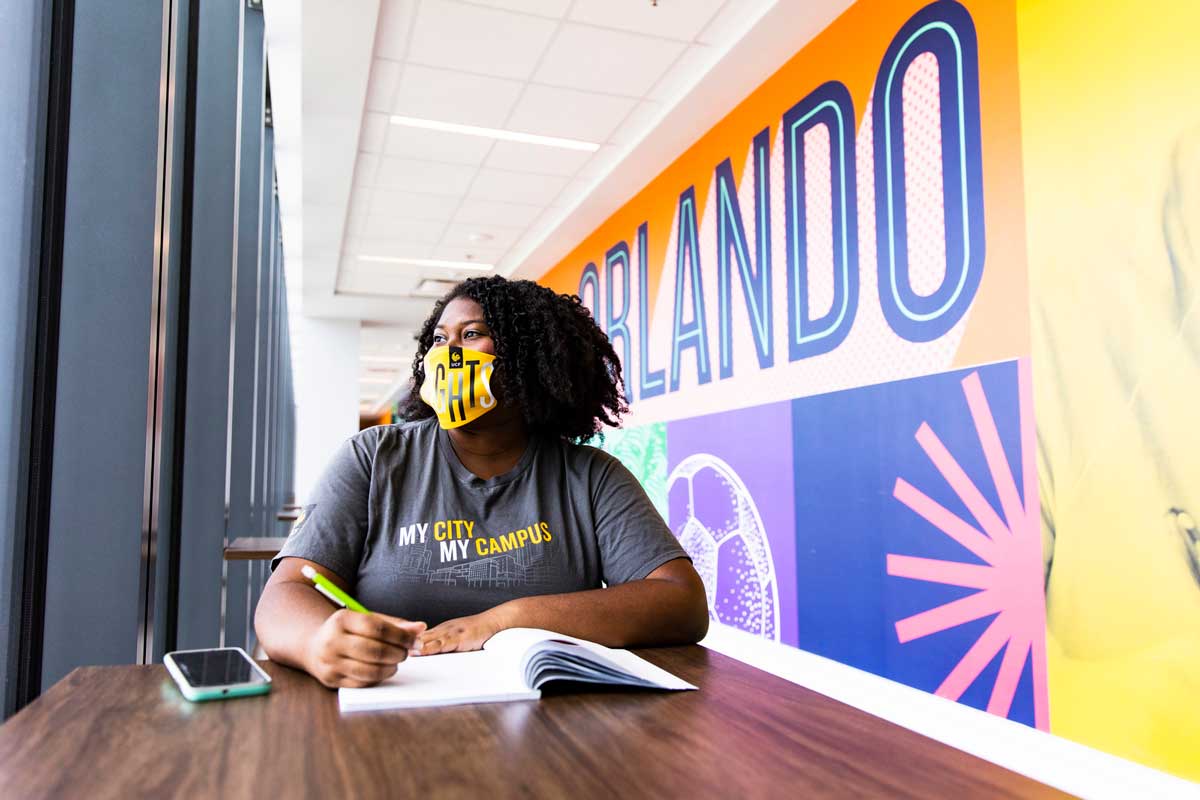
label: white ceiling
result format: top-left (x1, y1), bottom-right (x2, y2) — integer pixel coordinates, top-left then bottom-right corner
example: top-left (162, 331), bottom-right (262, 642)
top-left (263, 0), bottom-right (853, 412)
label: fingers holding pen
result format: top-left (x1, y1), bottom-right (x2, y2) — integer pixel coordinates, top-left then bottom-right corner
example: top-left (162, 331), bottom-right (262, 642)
top-left (308, 610), bottom-right (427, 689)
top-left (341, 610), bottom-right (426, 650)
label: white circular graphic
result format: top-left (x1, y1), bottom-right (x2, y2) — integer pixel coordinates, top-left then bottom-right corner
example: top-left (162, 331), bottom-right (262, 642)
top-left (668, 454), bottom-right (781, 641)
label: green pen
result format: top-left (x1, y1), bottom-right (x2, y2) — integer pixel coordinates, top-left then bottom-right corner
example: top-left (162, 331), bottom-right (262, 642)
top-left (300, 565), bottom-right (370, 613)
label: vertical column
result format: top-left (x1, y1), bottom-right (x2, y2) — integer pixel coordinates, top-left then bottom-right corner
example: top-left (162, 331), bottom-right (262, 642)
top-left (224, 3), bottom-right (265, 651)
top-left (270, 214), bottom-right (289, 536)
top-left (0, 0), bottom-right (52, 715)
top-left (174, 0), bottom-right (242, 652)
top-left (40, 0), bottom-right (173, 687)
top-left (252, 130), bottom-right (276, 539)
top-left (294, 318), bottom-right (361, 503)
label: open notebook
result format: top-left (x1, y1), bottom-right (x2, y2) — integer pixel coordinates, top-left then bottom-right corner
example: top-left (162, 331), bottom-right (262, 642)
top-left (339, 627), bottom-right (696, 712)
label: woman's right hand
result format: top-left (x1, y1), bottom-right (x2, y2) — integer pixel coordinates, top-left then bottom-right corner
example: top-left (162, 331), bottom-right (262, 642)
top-left (304, 609), bottom-right (426, 689)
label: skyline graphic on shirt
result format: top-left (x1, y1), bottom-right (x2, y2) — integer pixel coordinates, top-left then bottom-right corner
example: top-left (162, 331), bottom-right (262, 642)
top-left (392, 530), bottom-right (558, 589)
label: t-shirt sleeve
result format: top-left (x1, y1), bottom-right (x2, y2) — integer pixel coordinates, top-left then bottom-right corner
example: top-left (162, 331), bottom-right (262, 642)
top-left (590, 451), bottom-right (690, 585)
top-left (271, 431), bottom-right (376, 582)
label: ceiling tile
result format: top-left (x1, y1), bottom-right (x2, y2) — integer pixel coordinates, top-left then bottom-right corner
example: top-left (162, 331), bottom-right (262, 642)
top-left (453, 198), bottom-right (544, 228)
top-left (608, 99), bottom-right (663, 147)
top-left (392, 65), bottom-right (525, 127)
top-left (568, 0), bottom-right (725, 41)
top-left (374, 0), bottom-right (416, 60)
top-left (344, 238), bottom-right (438, 259)
top-left (383, 124), bottom-right (494, 165)
top-left (506, 84), bottom-right (636, 143)
top-left (359, 112), bottom-right (388, 152)
top-left (374, 156), bottom-right (478, 195)
top-left (647, 43), bottom-right (717, 102)
top-left (464, 0), bottom-right (570, 18)
top-left (484, 139), bottom-right (592, 177)
top-left (533, 23), bottom-right (685, 96)
top-left (337, 269), bottom-right (421, 297)
top-left (370, 188), bottom-right (462, 222)
top-left (340, 257), bottom-right (424, 286)
top-left (408, 0), bottom-right (558, 80)
top-left (429, 244), bottom-right (509, 266)
top-left (439, 221), bottom-right (526, 251)
top-left (340, 262), bottom-right (420, 284)
top-left (360, 214), bottom-right (448, 245)
top-left (468, 168), bottom-right (569, 205)
top-left (365, 58), bottom-right (403, 112)
top-left (350, 252), bottom-right (502, 286)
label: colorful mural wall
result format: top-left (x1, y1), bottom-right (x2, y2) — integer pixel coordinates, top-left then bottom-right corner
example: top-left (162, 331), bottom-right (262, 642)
top-left (537, 0), bottom-right (1198, 781)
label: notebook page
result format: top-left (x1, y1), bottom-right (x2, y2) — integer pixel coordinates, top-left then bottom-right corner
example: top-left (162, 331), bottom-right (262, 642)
top-left (338, 649), bottom-right (537, 712)
top-left (483, 627), bottom-right (579, 654)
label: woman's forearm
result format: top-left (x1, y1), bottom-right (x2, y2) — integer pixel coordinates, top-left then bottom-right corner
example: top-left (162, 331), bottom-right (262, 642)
top-left (254, 578), bottom-right (337, 671)
top-left (493, 561), bottom-right (709, 648)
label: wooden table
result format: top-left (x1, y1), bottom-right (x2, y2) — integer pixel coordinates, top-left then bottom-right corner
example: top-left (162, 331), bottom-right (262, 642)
top-left (0, 647), bottom-right (1063, 799)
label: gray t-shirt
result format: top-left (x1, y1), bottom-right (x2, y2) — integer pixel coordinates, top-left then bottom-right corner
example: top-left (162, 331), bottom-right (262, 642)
top-left (273, 419), bottom-right (688, 626)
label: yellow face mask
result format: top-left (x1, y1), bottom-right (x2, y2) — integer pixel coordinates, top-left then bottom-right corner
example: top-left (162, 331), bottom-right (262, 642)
top-left (419, 345), bottom-right (497, 429)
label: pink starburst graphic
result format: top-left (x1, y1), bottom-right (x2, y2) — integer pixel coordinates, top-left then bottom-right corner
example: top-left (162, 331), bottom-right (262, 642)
top-left (887, 359), bottom-right (1049, 730)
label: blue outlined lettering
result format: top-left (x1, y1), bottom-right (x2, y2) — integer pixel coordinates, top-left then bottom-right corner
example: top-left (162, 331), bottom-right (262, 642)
top-left (670, 186), bottom-right (712, 391)
top-left (578, 262), bottom-right (600, 322)
top-left (605, 242), bottom-right (633, 402)
top-left (716, 127), bottom-right (774, 380)
top-left (784, 80), bottom-right (860, 361)
top-left (873, 0), bottom-right (985, 341)
top-left (636, 222), bottom-right (667, 399)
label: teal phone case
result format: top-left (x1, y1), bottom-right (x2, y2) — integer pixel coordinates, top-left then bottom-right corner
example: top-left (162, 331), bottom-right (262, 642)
top-left (164, 648), bottom-right (272, 703)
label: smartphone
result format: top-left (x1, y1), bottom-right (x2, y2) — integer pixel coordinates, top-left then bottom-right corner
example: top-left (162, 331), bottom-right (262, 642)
top-left (164, 647), bottom-right (272, 702)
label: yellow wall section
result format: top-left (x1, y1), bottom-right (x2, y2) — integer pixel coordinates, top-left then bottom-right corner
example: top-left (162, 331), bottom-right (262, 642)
top-left (1017, 0), bottom-right (1200, 780)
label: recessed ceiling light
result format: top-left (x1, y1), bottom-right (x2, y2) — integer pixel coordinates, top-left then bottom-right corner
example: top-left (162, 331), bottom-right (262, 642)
top-left (467, 232), bottom-right (494, 244)
top-left (389, 114), bottom-right (600, 152)
top-left (358, 255), bottom-right (494, 272)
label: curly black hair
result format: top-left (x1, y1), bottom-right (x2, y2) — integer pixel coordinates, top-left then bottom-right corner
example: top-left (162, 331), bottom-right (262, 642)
top-left (397, 276), bottom-right (627, 443)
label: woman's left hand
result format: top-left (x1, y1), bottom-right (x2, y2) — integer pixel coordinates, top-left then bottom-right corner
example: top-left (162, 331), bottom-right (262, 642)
top-left (413, 609), bottom-right (507, 655)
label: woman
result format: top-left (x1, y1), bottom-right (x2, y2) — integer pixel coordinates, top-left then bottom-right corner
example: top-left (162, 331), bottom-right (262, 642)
top-left (255, 276), bottom-right (709, 688)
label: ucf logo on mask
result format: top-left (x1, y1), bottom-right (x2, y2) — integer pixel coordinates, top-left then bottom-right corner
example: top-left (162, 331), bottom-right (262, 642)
top-left (419, 345), bottom-right (497, 429)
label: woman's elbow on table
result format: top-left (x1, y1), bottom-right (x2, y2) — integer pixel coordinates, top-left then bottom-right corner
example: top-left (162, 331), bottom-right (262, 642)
top-left (649, 559), bottom-right (710, 644)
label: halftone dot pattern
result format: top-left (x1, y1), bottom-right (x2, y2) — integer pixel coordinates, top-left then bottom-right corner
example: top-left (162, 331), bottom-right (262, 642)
top-left (804, 123), bottom-right (835, 319)
top-left (903, 52), bottom-right (948, 297)
top-left (668, 454), bottom-right (779, 641)
top-left (623, 55), bottom-right (969, 428)
top-left (676, 517), bottom-right (718, 610)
